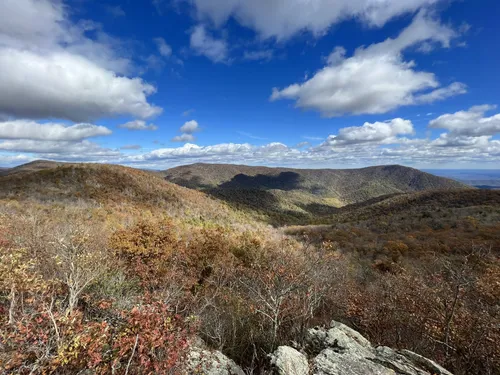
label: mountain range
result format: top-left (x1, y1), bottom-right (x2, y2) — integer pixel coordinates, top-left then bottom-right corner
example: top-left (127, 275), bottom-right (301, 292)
top-left (162, 163), bottom-right (469, 224)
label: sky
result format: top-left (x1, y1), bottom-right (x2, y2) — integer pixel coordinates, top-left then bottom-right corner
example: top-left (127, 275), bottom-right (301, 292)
top-left (0, 0), bottom-right (499, 170)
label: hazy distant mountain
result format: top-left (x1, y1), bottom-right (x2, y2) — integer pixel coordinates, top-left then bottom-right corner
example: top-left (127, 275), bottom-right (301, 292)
top-left (163, 163), bottom-right (470, 224)
top-left (425, 169), bottom-right (500, 190)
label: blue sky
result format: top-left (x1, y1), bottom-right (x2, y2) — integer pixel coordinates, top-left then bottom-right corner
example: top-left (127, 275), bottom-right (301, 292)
top-left (0, 0), bottom-right (499, 169)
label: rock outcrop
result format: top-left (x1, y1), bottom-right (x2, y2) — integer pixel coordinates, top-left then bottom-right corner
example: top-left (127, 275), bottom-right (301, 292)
top-left (270, 320), bottom-right (453, 375)
top-left (269, 346), bottom-right (309, 375)
top-left (187, 338), bottom-right (245, 375)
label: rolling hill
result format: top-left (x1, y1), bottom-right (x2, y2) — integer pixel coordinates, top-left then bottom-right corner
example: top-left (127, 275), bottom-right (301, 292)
top-left (0, 160), bottom-right (70, 176)
top-left (0, 162), bottom-right (253, 226)
top-left (162, 163), bottom-right (470, 224)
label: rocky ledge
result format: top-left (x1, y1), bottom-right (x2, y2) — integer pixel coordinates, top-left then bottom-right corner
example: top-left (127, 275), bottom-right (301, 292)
top-left (188, 320), bottom-right (454, 374)
top-left (269, 320), bottom-right (453, 375)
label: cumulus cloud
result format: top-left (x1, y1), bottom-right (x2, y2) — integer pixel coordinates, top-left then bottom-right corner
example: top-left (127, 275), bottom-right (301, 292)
top-left (0, 120), bottom-right (111, 141)
top-left (188, 0), bottom-right (442, 40)
top-left (429, 105), bottom-right (500, 137)
top-left (415, 82), bottom-right (467, 104)
top-left (322, 119), bottom-right (415, 146)
top-left (154, 37), bottom-right (172, 57)
top-left (172, 120), bottom-right (200, 142)
top-left (270, 12), bottom-right (466, 117)
top-left (180, 120), bottom-right (200, 134)
top-left (172, 134), bottom-right (196, 143)
top-left (0, 0), bottom-right (65, 50)
top-left (118, 120), bottom-right (158, 131)
top-left (0, 139), bottom-right (118, 156)
top-left (0, 0), bottom-right (131, 73)
top-left (190, 25), bottom-right (228, 63)
top-left (0, 118), bottom-right (116, 163)
top-left (129, 142), bottom-right (300, 164)
top-left (0, 0), bottom-right (162, 122)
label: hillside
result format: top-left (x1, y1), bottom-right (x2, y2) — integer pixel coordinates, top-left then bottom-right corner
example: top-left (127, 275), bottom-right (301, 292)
top-left (0, 160), bottom-right (70, 176)
top-left (1, 162), bottom-right (498, 375)
top-left (0, 162), bottom-right (252, 227)
top-left (330, 189), bottom-right (500, 224)
top-left (163, 163), bottom-right (470, 224)
top-left (287, 189), bottom-right (500, 259)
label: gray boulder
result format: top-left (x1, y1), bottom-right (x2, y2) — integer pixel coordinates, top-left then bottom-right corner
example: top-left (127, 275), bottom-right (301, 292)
top-left (187, 338), bottom-right (245, 375)
top-left (270, 346), bottom-right (309, 375)
top-left (304, 321), bottom-right (453, 375)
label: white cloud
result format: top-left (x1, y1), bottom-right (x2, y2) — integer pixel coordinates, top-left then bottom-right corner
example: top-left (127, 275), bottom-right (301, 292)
top-left (325, 46), bottom-right (346, 65)
top-left (172, 134), bottom-right (196, 143)
top-left (172, 120), bottom-right (200, 142)
top-left (154, 37), bottom-right (172, 57)
top-left (0, 0), bottom-right (65, 50)
top-left (180, 120), bottom-right (200, 134)
top-left (415, 82), bottom-right (467, 104)
top-left (190, 25), bottom-right (228, 63)
top-left (270, 12), bottom-right (466, 117)
top-left (0, 49), bottom-right (162, 122)
top-left (429, 105), bottom-right (500, 137)
top-left (0, 120), bottom-right (111, 141)
top-left (0, 118), bottom-right (116, 163)
top-left (3, 124), bottom-right (500, 169)
top-left (0, 139), bottom-right (119, 157)
top-left (118, 120), bottom-right (158, 131)
top-left (189, 0), bottom-right (442, 40)
top-left (0, 0), bottom-right (162, 122)
top-left (322, 118), bottom-right (415, 146)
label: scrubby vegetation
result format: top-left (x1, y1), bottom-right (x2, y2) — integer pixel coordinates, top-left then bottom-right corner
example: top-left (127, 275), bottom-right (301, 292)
top-left (0, 163), bottom-right (498, 374)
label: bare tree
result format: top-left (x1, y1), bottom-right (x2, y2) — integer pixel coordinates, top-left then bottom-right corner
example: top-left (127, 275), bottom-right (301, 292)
top-left (49, 222), bottom-right (110, 314)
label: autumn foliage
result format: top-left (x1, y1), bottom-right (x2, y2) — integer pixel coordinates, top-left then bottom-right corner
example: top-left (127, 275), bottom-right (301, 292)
top-left (1, 187), bottom-right (499, 374)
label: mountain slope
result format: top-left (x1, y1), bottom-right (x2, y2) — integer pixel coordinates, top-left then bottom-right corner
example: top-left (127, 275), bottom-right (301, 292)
top-left (0, 162), bottom-right (252, 226)
top-left (0, 160), bottom-right (70, 176)
top-left (163, 163), bottom-right (470, 224)
top-left (329, 189), bottom-right (500, 224)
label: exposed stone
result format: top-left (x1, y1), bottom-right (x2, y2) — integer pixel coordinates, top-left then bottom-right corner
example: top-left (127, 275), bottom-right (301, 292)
top-left (270, 346), bottom-right (309, 375)
top-left (187, 338), bottom-right (245, 375)
top-left (305, 320), bottom-right (453, 375)
top-left (186, 322), bottom-right (453, 375)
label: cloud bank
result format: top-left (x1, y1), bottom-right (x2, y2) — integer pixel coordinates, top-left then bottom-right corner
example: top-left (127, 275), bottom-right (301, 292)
top-left (2, 107), bottom-right (499, 169)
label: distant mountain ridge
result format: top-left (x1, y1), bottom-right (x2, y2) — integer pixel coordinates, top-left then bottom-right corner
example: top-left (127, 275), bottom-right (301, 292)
top-left (162, 163), bottom-right (470, 224)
